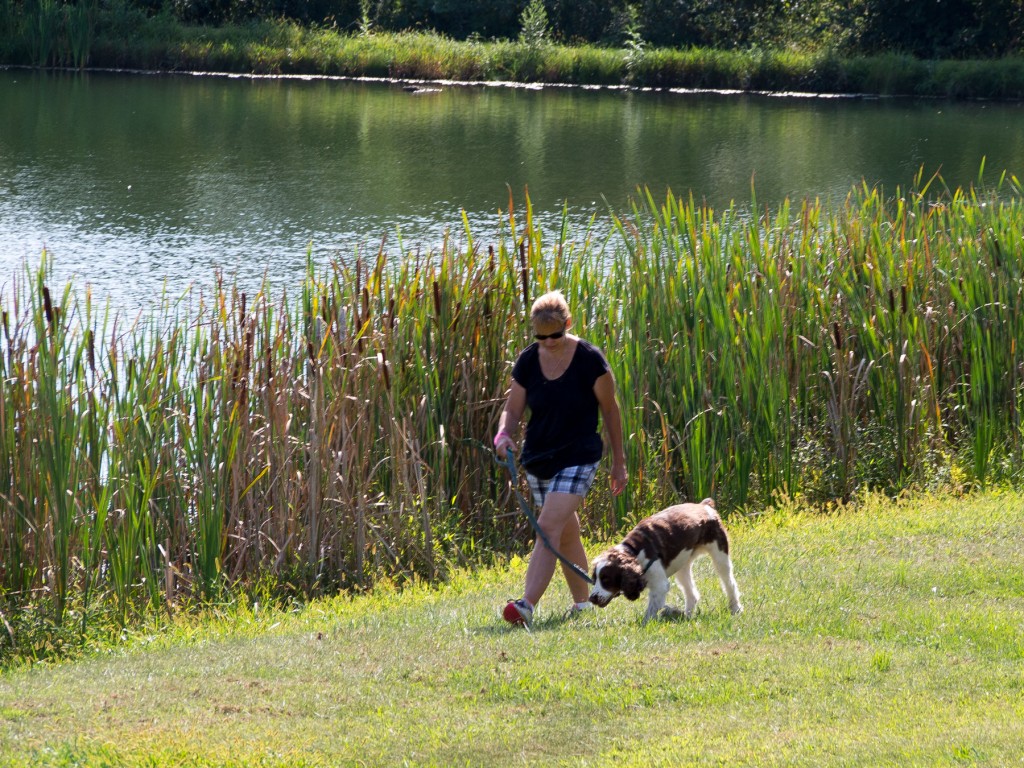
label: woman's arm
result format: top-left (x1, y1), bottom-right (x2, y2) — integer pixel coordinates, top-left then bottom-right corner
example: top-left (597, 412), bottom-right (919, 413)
top-left (494, 380), bottom-right (527, 458)
top-left (593, 371), bottom-right (628, 496)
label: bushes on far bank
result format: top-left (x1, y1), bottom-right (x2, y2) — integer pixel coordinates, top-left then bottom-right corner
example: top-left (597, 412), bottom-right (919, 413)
top-left (14, 0), bottom-right (1024, 58)
top-left (1, 3), bottom-right (1024, 99)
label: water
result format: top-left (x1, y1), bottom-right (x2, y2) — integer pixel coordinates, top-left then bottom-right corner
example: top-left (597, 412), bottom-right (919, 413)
top-left (2, 69), bottom-right (1024, 314)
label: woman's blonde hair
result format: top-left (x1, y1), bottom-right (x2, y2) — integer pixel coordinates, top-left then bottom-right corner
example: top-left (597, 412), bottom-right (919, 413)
top-left (530, 290), bottom-right (570, 327)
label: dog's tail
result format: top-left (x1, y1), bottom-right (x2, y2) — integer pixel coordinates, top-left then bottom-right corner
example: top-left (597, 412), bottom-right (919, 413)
top-left (701, 498), bottom-right (721, 522)
top-left (700, 498), bottom-right (730, 553)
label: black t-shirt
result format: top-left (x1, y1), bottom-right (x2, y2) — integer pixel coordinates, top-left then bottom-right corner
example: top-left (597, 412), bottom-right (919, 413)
top-left (511, 338), bottom-right (611, 479)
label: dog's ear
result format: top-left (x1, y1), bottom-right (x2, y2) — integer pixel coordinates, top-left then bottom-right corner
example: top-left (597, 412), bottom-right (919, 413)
top-left (621, 561), bottom-right (646, 601)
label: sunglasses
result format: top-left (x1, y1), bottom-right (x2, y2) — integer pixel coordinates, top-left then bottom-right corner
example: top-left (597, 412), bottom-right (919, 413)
top-left (534, 328), bottom-right (566, 341)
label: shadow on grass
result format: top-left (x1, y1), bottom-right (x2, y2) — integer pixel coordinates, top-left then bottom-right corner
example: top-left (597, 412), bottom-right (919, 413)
top-left (474, 601), bottom-right (740, 635)
top-left (471, 610), bottom-right (613, 635)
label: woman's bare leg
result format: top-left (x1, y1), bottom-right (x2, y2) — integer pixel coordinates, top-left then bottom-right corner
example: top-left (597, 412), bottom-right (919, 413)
top-left (522, 492), bottom-right (584, 607)
top-left (557, 512), bottom-right (591, 604)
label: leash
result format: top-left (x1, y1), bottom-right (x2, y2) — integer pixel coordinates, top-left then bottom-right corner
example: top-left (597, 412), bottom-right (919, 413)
top-left (497, 451), bottom-right (595, 585)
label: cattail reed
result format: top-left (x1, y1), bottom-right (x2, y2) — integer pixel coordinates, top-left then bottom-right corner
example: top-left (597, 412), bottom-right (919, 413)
top-left (378, 348), bottom-right (391, 391)
top-left (3, 178), bottom-right (1024, 657)
top-left (42, 285), bottom-right (54, 328)
top-left (519, 240), bottom-right (529, 310)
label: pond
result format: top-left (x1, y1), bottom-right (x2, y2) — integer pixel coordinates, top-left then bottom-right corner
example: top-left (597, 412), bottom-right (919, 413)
top-left (2, 69), bottom-right (1023, 313)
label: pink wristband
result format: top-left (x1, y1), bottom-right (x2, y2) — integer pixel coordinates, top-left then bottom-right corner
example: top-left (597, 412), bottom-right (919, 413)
top-left (493, 430), bottom-right (512, 447)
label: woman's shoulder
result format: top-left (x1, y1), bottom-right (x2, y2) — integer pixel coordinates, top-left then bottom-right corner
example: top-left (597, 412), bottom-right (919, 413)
top-left (573, 338), bottom-right (611, 374)
top-left (518, 342), bottom-right (540, 360)
top-left (512, 342), bottom-right (541, 378)
top-left (575, 337), bottom-right (608, 361)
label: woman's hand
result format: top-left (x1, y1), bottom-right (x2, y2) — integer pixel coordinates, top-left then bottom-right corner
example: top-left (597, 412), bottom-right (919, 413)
top-left (495, 384), bottom-right (526, 460)
top-left (610, 459), bottom-right (628, 496)
top-left (594, 371), bottom-right (628, 496)
top-left (493, 430), bottom-right (517, 459)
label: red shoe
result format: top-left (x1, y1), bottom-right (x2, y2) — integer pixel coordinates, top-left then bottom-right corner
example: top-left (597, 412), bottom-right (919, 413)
top-left (503, 598), bottom-right (533, 625)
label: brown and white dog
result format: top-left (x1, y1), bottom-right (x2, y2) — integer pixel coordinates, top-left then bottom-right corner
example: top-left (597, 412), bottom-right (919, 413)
top-left (589, 499), bottom-right (742, 623)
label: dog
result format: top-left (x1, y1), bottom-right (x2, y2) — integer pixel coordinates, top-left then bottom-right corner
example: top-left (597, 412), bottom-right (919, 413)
top-left (589, 498), bottom-right (742, 623)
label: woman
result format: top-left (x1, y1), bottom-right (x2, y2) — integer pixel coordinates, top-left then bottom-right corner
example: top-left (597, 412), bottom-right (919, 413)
top-left (493, 290), bottom-right (628, 625)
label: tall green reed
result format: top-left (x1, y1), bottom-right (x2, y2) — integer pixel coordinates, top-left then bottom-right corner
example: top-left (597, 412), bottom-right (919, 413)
top-left (601, 174), bottom-right (1024, 506)
top-left (31, 276), bottom-right (80, 625)
top-left (3, 177), bottom-right (1024, 659)
top-left (24, 0), bottom-right (61, 67)
top-left (7, 0), bottom-right (96, 69)
top-left (941, 184), bottom-right (1023, 487)
top-left (0, 0), bottom-right (16, 50)
top-left (63, 0), bottom-right (94, 69)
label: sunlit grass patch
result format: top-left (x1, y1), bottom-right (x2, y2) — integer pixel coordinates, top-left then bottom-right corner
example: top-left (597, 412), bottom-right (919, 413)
top-left (1, 492), bottom-right (1022, 766)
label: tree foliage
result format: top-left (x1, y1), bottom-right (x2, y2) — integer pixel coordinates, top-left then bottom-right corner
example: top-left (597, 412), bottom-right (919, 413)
top-left (848, 0), bottom-right (1023, 57)
top-left (1, 0), bottom-right (1022, 57)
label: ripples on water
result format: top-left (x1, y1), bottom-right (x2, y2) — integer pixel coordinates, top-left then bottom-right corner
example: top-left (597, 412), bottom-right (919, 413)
top-left (1, 207), bottom-right (584, 318)
top-left (2, 70), bottom-right (1023, 317)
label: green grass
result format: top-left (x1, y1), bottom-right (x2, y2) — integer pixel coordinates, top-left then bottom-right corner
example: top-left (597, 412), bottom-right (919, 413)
top-left (1, 491), bottom-right (1021, 766)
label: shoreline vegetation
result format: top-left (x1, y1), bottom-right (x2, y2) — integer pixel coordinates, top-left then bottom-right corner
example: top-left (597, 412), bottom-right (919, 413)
top-left (0, 5), bottom-right (1023, 100)
top-left (3, 179), bottom-right (1024, 665)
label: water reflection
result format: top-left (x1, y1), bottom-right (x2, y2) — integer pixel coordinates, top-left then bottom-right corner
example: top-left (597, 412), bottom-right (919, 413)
top-left (1, 70), bottom-right (1022, 313)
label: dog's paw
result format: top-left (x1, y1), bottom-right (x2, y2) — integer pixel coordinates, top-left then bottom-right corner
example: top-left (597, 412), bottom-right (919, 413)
top-left (660, 605), bottom-right (686, 620)
top-left (730, 601), bottom-right (744, 615)
top-left (641, 608), bottom-right (662, 624)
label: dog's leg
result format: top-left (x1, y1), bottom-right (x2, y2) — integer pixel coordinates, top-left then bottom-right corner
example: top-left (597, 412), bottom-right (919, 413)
top-left (709, 543), bottom-right (743, 614)
top-left (642, 564), bottom-right (669, 623)
top-left (674, 557), bottom-right (700, 618)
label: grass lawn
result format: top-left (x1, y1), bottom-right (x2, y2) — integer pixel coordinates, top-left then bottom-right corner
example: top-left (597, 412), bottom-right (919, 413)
top-left (1, 491), bottom-right (1022, 767)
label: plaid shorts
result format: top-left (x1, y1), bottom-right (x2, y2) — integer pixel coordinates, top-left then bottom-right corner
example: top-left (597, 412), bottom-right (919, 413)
top-left (526, 462), bottom-right (600, 509)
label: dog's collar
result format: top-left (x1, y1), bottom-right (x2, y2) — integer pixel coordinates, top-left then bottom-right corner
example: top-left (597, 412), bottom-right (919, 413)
top-left (621, 542), bottom-right (659, 575)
